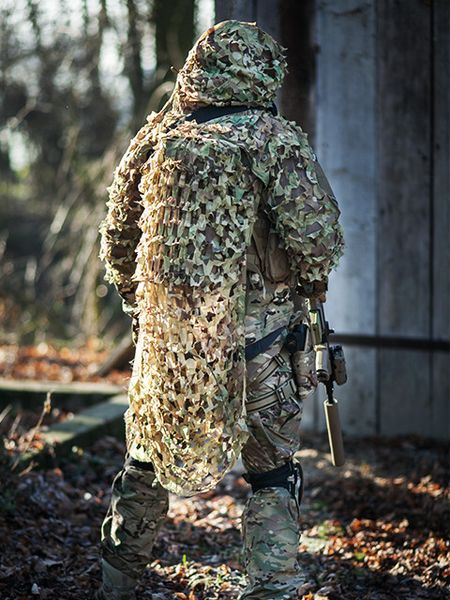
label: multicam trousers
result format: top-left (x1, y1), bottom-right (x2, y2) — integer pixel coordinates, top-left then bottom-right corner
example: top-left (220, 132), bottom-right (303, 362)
top-left (100, 337), bottom-right (314, 599)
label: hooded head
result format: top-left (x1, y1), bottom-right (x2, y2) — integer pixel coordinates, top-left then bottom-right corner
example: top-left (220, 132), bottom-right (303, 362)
top-left (174, 20), bottom-right (287, 110)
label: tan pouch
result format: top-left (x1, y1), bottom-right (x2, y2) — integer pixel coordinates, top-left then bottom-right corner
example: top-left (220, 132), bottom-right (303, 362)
top-left (251, 210), bottom-right (290, 284)
top-left (264, 229), bottom-right (291, 283)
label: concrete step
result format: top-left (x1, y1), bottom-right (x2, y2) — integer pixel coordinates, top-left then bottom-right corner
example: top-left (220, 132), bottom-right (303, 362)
top-left (19, 394), bottom-right (128, 468)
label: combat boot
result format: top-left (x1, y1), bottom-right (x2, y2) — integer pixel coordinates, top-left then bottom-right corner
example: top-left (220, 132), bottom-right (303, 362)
top-left (94, 559), bottom-right (137, 600)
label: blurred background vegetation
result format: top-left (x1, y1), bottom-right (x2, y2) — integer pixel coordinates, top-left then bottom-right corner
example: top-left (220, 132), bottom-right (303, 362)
top-left (0, 0), bottom-right (213, 346)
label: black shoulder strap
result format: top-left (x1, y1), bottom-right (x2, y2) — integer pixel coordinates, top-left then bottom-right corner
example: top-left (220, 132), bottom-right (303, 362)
top-left (245, 326), bottom-right (286, 360)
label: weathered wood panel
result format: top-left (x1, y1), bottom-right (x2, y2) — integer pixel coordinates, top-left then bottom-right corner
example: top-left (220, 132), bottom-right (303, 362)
top-left (315, 0), bottom-right (378, 434)
top-left (431, 0), bottom-right (450, 440)
top-left (377, 0), bottom-right (433, 436)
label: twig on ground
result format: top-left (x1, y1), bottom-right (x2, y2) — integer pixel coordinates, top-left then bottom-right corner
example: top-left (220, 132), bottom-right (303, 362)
top-left (11, 391), bottom-right (52, 471)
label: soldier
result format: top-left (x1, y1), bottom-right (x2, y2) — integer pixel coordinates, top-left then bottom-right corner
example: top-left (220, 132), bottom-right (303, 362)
top-left (97, 20), bottom-right (343, 600)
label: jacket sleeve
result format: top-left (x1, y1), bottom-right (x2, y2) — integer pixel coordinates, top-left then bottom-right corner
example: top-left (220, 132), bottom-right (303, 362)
top-left (99, 119), bottom-right (156, 316)
top-left (264, 127), bottom-right (344, 288)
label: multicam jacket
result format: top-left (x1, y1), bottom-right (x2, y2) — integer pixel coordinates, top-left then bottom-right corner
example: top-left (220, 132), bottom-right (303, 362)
top-left (99, 21), bottom-right (344, 496)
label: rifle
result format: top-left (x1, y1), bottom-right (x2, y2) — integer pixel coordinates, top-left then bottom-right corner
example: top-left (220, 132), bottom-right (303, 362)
top-left (286, 294), bottom-right (347, 467)
top-left (308, 298), bottom-right (347, 466)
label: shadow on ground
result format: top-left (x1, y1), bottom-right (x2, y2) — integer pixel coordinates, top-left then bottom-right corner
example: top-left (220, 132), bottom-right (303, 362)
top-left (0, 433), bottom-right (448, 599)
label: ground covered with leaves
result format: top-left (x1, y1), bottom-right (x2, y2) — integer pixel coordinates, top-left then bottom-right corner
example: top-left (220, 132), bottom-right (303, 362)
top-left (0, 417), bottom-right (448, 599)
top-left (0, 342), bottom-right (129, 385)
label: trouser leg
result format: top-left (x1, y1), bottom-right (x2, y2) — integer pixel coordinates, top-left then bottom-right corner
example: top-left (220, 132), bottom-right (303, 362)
top-left (100, 455), bottom-right (169, 581)
top-left (240, 485), bottom-right (303, 600)
top-left (240, 341), bottom-right (310, 600)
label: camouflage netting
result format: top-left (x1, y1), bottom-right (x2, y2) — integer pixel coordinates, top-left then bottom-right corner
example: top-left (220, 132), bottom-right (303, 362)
top-left (99, 21), bottom-right (344, 496)
top-left (174, 19), bottom-right (286, 110)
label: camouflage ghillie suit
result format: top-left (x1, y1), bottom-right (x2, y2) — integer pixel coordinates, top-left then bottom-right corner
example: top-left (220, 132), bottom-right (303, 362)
top-left (98, 20), bottom-right (343, 600)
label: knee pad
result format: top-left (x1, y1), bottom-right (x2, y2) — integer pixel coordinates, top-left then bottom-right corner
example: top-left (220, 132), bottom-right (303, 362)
top-left (126, 456), bottom-right (155, 472)
top-left (123, 452), bottom-right (155, 472)
top-left (243, 460), bottom-right (304, 506)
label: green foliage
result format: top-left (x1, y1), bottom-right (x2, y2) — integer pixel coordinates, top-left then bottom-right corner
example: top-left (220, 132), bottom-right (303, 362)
top-left (316, 519), bottom-right (345, 539)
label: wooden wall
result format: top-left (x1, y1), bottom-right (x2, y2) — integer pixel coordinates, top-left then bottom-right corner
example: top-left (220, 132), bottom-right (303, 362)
top-left (214, 0), bottom-right (450, 440)
top-left (314, 0), bottom-right (378, 436)
top-left (431, 1), bottom-right (450, 440)
top-left (315, 0), bottom-right (449, 441)
top-left (377, 1), bottom-right (433, 436)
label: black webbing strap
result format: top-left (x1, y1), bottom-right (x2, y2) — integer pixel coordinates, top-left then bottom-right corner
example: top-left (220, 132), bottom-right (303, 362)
top-left (243, 460), bottom-right (304, 505)
top-left (186, 105), bottom-right (255, 123)
top-left (187, 103), bottom-right (279, 123)
top-left (183, 102), bottom-right (278, 125)
top-left (245, 326), bottom-right (286, 361)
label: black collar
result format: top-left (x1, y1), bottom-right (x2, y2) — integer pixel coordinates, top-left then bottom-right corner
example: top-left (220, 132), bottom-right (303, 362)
top-left (185, 103), bottom-right (278, 124)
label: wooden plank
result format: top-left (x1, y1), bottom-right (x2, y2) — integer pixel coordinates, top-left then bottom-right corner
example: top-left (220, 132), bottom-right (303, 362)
top-left (377, 0), bottom-right (432, 436)
top-left (0, 378), bottom-right (124, 409)
top-left (431, 0), bottom-right (450, 441)
top-left (0, 378), bottom-right (122, 395)
top-left (315, 0), bottom-right (377, 434)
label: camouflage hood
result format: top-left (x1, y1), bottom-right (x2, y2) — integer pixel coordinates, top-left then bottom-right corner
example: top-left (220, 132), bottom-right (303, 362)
top-left (174, 20), bottom-right (287, 110)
